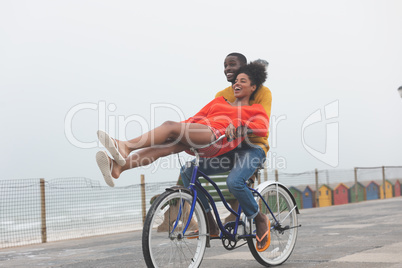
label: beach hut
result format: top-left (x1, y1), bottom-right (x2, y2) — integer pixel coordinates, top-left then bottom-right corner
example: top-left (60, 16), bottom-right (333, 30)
top-left (380, 180), bottom-right (394, 199)
top-left (390, 179), bottom-right (401, 197)
top-left (318, 184), bottom-right (333, 207)
top-left (365, 181), bottom-right (380, 200)
top-left (346, 182), bottom-right (366, 203)
top-left (289, 186), bottom-right (303, 209)
top-left (302, 186), bottom-right (316, 209)
top-left (333, 183), bottom-right (349, 205)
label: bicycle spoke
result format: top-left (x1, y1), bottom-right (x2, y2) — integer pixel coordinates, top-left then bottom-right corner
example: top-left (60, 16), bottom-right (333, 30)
top-left (143, 190), bottom-right (207, 268)
top-left (247, 184), bottom-right (298, 266)
top-left (279, 205), bottom-right (297, 224)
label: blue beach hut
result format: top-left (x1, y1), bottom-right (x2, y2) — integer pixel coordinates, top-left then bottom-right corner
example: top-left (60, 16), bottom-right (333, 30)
top-left (302, 186), bottom-right (315, 208)
top-left (365, 181), bottom-right (380, 200)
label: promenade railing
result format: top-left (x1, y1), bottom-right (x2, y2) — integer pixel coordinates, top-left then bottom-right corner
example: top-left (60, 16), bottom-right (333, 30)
top-left (1, 165), bottom-right (401, 249)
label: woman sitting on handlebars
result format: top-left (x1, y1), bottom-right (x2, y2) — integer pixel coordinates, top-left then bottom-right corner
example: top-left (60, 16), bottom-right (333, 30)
top-left (96, 61), bottom-right (269, 187)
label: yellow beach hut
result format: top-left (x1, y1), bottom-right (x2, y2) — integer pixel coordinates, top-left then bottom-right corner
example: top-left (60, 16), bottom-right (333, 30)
top-left (318, 184), bottom-right (333, 207)
top-left (380, 180), bottom-right (393, 199)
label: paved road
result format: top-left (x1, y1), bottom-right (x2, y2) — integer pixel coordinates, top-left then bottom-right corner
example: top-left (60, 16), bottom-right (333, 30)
top-left (1, 197), bottom-right (402, 267)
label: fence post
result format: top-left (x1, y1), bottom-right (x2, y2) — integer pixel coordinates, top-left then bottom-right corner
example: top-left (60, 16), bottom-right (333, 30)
top-left (40, 178), bottom-right (47, 243)
top-left (141, 174), bottom-right (146, 224)
top-left (275, 169), bottom-right (278, 182)
top-left (382, 166), bottom-right (386, 199)
top-left (354, 167), bottom-right (358, 202)
top-left (315, 169), bottom-right (319, 207)
top-left (264, 161), bottom-right (268, 182)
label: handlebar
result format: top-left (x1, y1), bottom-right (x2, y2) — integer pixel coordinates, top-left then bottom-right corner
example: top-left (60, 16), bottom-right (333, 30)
top-left (196, 134), bottom-right (227, 149)
top-left (190, 128), bottom-right (253, 166)
top-left (195, 129), bottom-right (253, 149)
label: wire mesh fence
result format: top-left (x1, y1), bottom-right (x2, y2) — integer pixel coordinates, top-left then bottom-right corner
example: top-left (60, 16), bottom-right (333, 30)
top-left (1, 166), bottom-right (401, 249)
top-left (0, 179), bottom-right (42, 248)
top-left (260, 166), bottom-right (402, 208)
top-left (0, 177), bottom-right (176, 249)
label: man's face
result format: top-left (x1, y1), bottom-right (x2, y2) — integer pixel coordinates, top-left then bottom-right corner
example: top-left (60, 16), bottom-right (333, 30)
top-left (224, 56), bottom-right (243, 84)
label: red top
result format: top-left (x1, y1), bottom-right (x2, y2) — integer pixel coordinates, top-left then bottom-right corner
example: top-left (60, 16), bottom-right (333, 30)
top-left (184, 97), bottom-right (269, 157)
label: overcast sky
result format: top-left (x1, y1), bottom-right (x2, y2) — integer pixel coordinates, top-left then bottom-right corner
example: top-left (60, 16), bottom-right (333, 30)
top-left (1, 0), bottom-right (401, 186)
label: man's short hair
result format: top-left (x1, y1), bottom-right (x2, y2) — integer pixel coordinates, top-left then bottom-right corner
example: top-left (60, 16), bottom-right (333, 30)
top-left (226, 52), bottom-right (247, 65)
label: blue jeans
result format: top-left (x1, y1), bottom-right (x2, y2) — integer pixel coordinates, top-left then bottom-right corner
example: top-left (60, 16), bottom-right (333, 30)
top-left (180, 143), bottom-right (266, 219)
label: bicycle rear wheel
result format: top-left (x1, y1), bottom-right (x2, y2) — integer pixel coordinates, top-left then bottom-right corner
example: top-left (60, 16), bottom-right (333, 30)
top-left (247, 184), bottom-right (298, 266)
top-left (142, 189), bottom-right (207, 268)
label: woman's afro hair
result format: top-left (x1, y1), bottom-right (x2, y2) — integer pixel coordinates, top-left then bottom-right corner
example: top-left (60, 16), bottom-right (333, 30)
top-left (237, 61), bottom-right (267, 99)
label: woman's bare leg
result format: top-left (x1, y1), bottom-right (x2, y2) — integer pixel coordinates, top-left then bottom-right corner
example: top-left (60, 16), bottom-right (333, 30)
top-left (111, 142), bottom-right (188, 178)
top-left (119, 122), bottom-right (215, 154)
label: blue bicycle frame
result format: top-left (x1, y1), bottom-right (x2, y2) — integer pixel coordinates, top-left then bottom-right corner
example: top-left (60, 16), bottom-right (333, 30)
top-left (174, 162), bottom-right (279, 241)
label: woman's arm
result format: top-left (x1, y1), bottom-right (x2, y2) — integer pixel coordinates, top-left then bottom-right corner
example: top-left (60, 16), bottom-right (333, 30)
top-left (232, 104), bottom-right (269, 137)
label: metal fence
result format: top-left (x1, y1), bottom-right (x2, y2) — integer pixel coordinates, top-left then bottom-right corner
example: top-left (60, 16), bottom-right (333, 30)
top-left (260, 166), bottom-right (402, 208)
top-left (0, 177), bottom-right (175, 249)
top-left (1, 166), bottom-right (401, 249)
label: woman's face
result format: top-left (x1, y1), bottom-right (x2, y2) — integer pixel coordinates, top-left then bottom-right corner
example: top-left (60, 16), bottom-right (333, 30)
top-left (224, 56), bottom-right (243, 84)
top-left (233, 73), bottom-right (256, 99)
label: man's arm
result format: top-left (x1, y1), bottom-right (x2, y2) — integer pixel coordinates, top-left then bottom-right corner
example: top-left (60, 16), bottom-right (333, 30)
top-left (253, 86), bottom-right (272, 117)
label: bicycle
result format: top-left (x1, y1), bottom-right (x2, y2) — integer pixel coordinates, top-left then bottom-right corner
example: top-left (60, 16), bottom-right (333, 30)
top-left (142, 135), bottom-right (300, 267)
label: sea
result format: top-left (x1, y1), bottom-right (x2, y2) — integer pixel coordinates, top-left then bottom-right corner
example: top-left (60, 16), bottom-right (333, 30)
top-left (0, 177), bottom-right (176, 248)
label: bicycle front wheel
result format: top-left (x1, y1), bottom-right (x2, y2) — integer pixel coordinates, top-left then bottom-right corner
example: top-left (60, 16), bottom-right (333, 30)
top-left (247, 184), bottom-right (298, 266)
top-left (142, 189), bottom-right (208, 268)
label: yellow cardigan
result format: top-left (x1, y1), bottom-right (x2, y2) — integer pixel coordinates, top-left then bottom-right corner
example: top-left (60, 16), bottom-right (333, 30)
top-left (215, 85), bottom-right (272, 154)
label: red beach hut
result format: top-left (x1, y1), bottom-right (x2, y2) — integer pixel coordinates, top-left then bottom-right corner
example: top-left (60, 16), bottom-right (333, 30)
top-left (333, 183), bottom-right (349, 205)
top-left (390, 179), bottom-right (401, 197)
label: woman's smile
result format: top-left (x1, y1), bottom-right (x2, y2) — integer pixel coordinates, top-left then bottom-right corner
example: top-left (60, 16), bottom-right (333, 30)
top-left (233, 85), bottom-right (242, 95)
